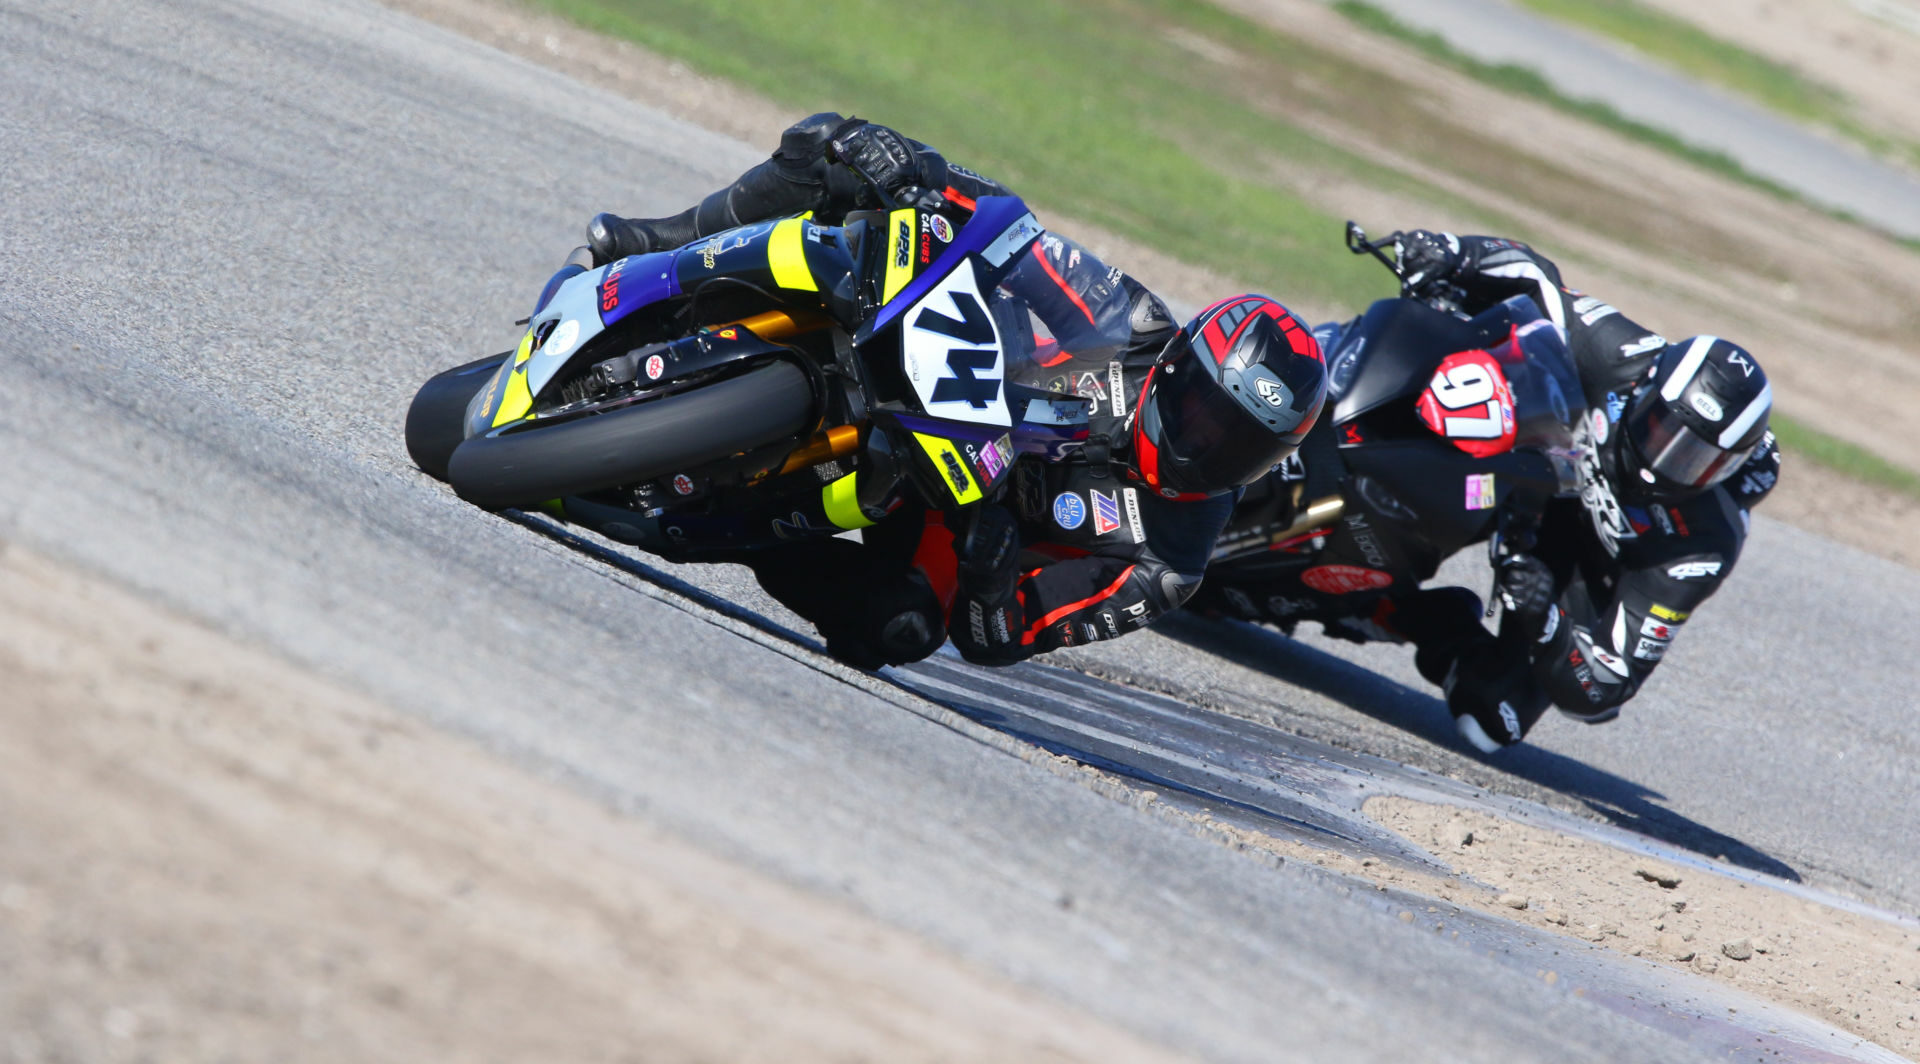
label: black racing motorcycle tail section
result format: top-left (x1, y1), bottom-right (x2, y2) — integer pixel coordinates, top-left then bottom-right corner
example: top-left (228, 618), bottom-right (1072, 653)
top-left (446, 360), bottom-right (813, 510)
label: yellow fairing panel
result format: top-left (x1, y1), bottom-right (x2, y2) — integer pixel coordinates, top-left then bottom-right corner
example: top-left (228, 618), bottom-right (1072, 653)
top-left (491, 331), bottom-right (537, 428)
top-left (768, 218), bottom-right (818, 292)
top-left (881, 208), bottom-right (917, 304)
top-left (912, 432), bottom-right (982, 506)
top-left (822, 472), bottom-right (875, 529)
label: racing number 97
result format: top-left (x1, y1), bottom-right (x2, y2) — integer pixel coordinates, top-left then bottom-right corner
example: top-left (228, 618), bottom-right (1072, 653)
top-left (1427, 362), bottom-right (1502, 438)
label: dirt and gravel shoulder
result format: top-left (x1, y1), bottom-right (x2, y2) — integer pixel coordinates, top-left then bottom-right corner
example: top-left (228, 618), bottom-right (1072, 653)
top-left (0, 542), bottom-right (1190, 1064)
top-left (10, 533), bottom-right (1918, 1059)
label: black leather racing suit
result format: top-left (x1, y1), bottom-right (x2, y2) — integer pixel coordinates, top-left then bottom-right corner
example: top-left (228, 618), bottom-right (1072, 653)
top-left (597, 115), bottom-right (1232, 668)
top-left (1415, 237), bottom-right (1781, 744)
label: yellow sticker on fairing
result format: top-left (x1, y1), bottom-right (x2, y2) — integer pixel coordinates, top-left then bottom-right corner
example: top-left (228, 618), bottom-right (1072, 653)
top-left (768, 217), bottom-right (818, 292)
top-left (822, 472), bottom-right (875, 530)
top-left (881, 208), bottom-right (917, 305)
top-left (492, 364), bottom-right (533, 427)
top-left (912, 432), bottom-right (982, 505)
top-left (486, 331), bottom-right (537, 428)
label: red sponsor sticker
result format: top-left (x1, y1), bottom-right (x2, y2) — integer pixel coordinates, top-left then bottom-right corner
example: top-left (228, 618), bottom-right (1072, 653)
top-left (1300, 564), bottom-right (1393, 595)
top-left (1416, 347), bottom-right (1517, 458)
top-left (672, 474), bottom-right (694, 495)
top-left (646, 354), bottom-right (666, 380)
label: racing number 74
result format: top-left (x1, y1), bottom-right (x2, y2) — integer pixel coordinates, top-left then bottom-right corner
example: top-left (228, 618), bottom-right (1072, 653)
top-left (915, 291), bottom-right (999, 409)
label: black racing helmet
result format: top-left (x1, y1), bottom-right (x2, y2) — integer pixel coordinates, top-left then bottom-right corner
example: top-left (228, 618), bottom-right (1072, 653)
top-left (1132, 295), bottom-right (1327, 497)
top-left (1617, 335), bottom-right (1771, 500)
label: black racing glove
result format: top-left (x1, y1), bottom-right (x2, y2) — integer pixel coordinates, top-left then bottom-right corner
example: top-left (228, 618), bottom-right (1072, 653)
top-left (949, 504), bottom-right (1025, 664)
top-left (957, 504), bottom-right (1021, 604)
top-left (1494, 552), bottom-right (1556, 631)
top-left (827, 120), bottom-right (948, 206)
top-left (1395, 229), bottom-right (1463, 298)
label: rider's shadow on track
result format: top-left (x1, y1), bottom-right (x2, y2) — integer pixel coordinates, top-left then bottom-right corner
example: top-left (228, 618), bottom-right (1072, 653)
top-left (509, 512), bottom-right (1797, 885)
top-left (1152, 612), bottom-right (1801, 885)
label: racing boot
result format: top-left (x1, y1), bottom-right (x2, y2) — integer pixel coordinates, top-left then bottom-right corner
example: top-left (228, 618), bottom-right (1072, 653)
top-left (1442, 637), bottom-right (1550, 753)
top-left (856, 570), bottom-right (946, 668)
top-left (586, 113), bottom-right (862, 265)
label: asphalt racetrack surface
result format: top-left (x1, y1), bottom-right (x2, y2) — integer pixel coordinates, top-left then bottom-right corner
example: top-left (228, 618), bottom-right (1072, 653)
top-left (4, 1), bottom-right (1917, 1060)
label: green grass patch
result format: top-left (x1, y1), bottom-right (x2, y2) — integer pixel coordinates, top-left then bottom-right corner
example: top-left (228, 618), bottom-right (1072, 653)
top-left (1512, 0), bottom-right (1913, 163)
top-left (527, 0), bottom-right (1393, 310)
top-left (518, 0), bottom-right (1920, 500)
top-left (1769, 415), bottom-right (1920, 498)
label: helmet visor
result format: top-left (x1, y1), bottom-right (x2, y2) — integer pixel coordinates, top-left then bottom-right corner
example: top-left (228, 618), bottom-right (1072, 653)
top-left (1624, 397), bottom-right (1754, 492)
top-left (1148, 347), bottom-right (1300, 492)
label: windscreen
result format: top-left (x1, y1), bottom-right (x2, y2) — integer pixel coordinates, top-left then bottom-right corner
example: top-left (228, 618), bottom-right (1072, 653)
top-left (1483, 299), bottom-right (1586, 495)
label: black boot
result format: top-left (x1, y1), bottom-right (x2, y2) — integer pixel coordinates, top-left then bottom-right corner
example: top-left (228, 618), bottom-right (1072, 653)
top-left (585, 113), bottom-right (861, 265)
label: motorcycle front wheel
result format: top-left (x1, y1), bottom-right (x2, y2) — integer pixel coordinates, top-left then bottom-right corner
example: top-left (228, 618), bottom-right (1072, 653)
top-left (404, 352), bottom-right (512, 481)
top-left (445, 359), bottom-right (814, 511)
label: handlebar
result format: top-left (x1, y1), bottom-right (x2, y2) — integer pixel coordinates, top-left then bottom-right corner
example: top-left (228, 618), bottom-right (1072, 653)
top-left (1345, 220), bottom-right (1467, 313)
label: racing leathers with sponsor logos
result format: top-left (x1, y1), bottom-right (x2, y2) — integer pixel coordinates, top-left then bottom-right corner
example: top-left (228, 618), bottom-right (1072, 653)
top-left (1410, 233), bottom-right (1778, 750)
top-left (1195, 232), bottom-right (1779, 750)
top-left (748, 237), bottom-right (1238, 669)
top-left (592, 114), bottom-right (1324, 669)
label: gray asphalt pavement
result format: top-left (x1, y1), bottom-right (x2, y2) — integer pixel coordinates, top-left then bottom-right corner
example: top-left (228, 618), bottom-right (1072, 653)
top-left (1330, 0), bottom-right (1920, 240)
top-left (2, 0), bottom-right (1915, 1060)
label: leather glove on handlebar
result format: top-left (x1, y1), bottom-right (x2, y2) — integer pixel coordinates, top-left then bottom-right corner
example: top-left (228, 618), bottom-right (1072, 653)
top-left (1495, 553), bottom-right (1555, 632)
top-left (828, 120), bottom-right (948, 205)
top-left (1395, 229), bottom-right (1463, 297)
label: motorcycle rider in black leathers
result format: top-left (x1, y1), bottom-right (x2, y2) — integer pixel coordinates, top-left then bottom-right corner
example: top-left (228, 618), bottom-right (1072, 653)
top-left (587, 114), bottom-right (1328, 669)
top-left (1197, 230), bottom-right (1779, 751)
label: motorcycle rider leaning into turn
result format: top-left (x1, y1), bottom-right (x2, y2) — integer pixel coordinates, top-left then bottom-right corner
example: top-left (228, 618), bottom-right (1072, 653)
top-left (1196, 230), bottom-right (1779, 752)
top-left (588, 113), bottom-right (1328, 669)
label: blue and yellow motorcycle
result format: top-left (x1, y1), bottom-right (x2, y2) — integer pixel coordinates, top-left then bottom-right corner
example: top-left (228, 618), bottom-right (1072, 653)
top-left (405, 195), bottom-right (1092, 556)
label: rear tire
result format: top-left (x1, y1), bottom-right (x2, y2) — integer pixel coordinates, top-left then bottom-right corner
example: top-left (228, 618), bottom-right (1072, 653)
top-left (447, 359), bottom-right (814, 510)
top-left (405, 352), bottom-right (510, 481)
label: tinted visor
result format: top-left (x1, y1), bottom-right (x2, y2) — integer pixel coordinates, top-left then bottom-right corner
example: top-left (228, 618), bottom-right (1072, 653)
top-left (1147, 345), bottom-right (1299, 493)
top-left (1623, 397), bottom-right (1753, 492)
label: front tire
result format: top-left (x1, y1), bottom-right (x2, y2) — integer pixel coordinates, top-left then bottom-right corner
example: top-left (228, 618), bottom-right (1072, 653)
top-left (446, 359), bottom-right (814, 510)
top-left (405, 352), bottom-right (510, 481)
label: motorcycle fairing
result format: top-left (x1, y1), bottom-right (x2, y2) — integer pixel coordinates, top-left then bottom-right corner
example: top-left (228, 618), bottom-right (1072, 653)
top-left (671, 218), bottom-right (855, 301)
top-left (467, 251), bottom-right (681, 433)
top-left (1417, 341), bottom-right (1519, 457)
top-left (1331, 298), bottom-right (1515, 423)
top-left (895, 256), bottom-right (1013, 427)
top-left (860, 196), bottom-right (1041, 339)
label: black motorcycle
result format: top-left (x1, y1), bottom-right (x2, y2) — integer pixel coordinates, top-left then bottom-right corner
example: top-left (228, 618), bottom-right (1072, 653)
top-left (1197, 222), bottom-right (1589, 630)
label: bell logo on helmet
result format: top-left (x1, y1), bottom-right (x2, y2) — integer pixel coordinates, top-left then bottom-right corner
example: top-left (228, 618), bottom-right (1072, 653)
top-left (1690, 392), bottom-right (1724, 421)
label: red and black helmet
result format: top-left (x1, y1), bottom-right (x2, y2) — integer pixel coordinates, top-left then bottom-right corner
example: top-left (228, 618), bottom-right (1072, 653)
top-left (1132, 295), bottom-right (1327, 497)
top-left (1617, 335), bottom-right (1770, 500)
